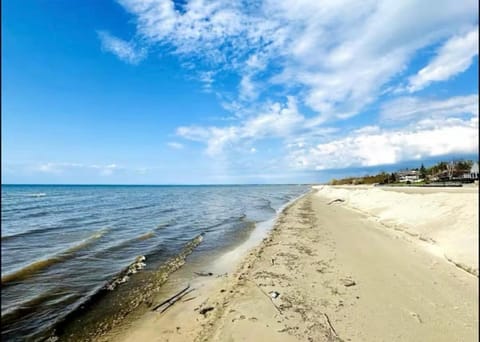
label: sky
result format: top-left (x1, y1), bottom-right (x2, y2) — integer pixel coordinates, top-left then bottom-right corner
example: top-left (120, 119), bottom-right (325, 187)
top-left (2, 0), bottom-right (479, 184)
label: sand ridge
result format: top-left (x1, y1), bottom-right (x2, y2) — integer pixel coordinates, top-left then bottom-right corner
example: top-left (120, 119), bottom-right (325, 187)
top-left (313, 185), bottom-right (479, 276)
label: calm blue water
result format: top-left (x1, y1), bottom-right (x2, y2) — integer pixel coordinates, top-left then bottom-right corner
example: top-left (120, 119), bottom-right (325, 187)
top-left (1, 184), bottom-right (308, 340)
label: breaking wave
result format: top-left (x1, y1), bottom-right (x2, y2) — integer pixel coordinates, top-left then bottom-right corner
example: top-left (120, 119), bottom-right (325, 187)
top-left (49, 234), bottom-right (204, 341)
top-left (1, 228), bottom-right (108, 285)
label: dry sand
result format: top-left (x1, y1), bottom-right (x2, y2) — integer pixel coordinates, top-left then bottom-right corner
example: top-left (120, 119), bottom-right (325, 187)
top-left (102, 187), bottom-right (478, 342)
top-left (313, 185), bottom-right (479, 276)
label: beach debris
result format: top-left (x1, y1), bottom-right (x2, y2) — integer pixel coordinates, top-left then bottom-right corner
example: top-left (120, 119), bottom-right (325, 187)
top-left (105, 255), bottom-right (146, 291)
top-left (152, 284), bottom-right (194, 313)
top-left (269, 291), bottom-right (280, 299)
top-left (182, 296), bottom-right (197, 302)
top-left (328, 198), bottom-right (345, 205)
top-left (409, 311), bottom-right (423, 323)
top-left (199, 306), bottom-right (214, 316)
top-left (250, 280), bottom-right (283, 314)
top-left (341, 278), bottom-right (356, 287)
top-left (323, 313), bottom-right (339, 338)
top-left (194, 271), bottom-right (213, 277)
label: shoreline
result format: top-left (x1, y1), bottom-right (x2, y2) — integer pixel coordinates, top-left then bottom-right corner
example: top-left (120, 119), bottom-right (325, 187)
top-left (98, 193), bottom-right (310, 342)
top-left (71, 191), bottom-right (310, 342)
top-left (13, 187), bottom-right (310, 341)
top-left (101, 187), bottom-right (478, 341)
top-left (209, 191), bottom-right (311, 275)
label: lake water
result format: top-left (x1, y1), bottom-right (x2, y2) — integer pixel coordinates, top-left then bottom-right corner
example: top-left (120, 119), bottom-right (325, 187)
top-left (1, 184), bottom-right (309, 341)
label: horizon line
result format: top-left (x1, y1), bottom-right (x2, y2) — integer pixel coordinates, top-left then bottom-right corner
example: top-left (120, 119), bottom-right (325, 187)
top-left (1, 183), bottom-right (319, 186)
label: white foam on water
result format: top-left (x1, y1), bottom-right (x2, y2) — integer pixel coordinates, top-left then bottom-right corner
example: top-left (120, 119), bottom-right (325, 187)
top-left (26, 193), bottom-right (47, 197)
top-left (210, 191), bottom-right (308, 274)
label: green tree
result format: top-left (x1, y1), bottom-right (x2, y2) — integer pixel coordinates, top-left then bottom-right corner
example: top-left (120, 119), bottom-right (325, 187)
top-left (438, 162), bottom-right (447, 171)
top-left (420, 163), bottom-right (427, 179)
top-left (455, 160), bottom-right (473, 172)
top-left (389, 173), bottom-right (396, 183)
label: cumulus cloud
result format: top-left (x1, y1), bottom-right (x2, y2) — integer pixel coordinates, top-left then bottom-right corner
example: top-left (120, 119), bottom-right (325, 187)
top-left (289, 117), bottom-right (478, 170)
top-left (97, 30), bottom-right (146, 64)
top-left (111, 0), bottom-right (477, 118)
top-left (288, 94), bottom-right (479, 170)
top-left (179, 92), bottom-right (479, 169)
top-left (177, 97), bottom-right (305, 155)
top-left (407, 27), bottom-right (479, 92)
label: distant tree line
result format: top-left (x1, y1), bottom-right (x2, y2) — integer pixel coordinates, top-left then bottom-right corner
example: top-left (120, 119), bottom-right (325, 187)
top-left (330, 172), bottom-right (393, 185)
top-left (329, 159), bottom-right (476, 185)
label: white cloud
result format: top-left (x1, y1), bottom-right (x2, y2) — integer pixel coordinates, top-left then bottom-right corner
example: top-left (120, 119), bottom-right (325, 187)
top-left (97, 31), bottom-right (146, 64)
top-left (289, 117), bottom-right (478, 170)
top-left (92, 163), bottom-right (118, 176)
top-left (408, 27), bottom-right (479, 92)
top-left (288, 94), bottom-right (479, 170)
top-left (179, 93), bottom-right (479, 167)
top-left (35, 162), bottom-right (120, 176)
top-left (167, 142), bottom-right (184, 149)
top-left (198, 71), bottom-right (215, 91)
top-left (239, 74), bottom-right (257, 100)
top-left (104, 1), bottom-right (479, 174)
top-left (380, 94), bottom-right (479, 122)
top-left (37, 162), bottom-right (84, 174)
top-left (113, 0), bottom-right (477, 119)
top-left (177, 96), bottom-right (305, 155)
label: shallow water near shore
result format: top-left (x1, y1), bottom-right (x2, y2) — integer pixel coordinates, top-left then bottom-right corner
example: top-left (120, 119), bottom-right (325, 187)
top-left (1, 184), bottom-right (308, 341)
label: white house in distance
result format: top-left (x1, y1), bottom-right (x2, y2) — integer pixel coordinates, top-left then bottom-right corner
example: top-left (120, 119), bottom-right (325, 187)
top-left (466, 162), bottom-right (479, 180)
top-left (396, 170), bottom-right (421, 183)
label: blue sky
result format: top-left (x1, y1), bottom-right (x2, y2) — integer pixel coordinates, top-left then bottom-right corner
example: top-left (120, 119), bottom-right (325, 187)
top-left (2, 0), bottom-right (478, 184)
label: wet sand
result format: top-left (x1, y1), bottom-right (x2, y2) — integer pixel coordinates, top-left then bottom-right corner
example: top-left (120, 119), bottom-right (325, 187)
top-left (102, 188), bottom-right (478, 342)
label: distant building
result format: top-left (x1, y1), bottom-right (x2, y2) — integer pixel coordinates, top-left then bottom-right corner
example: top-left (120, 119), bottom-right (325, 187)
top-left (464, 162), bottom-right (479, 180)
top-left (396, 170), bottom-right (421, 183)
top-left (437, 170), bottom-right (451, 181)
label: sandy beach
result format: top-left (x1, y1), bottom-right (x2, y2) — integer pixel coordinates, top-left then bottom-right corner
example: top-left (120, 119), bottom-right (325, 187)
top-left (102, 186), bottom-right (478, 342)
top-left (314, 185), bottom-right (479, 276)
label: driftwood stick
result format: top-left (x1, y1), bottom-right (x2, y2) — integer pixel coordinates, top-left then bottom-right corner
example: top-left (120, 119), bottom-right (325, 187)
top-left (249, 279), bottom-right (282, 314)
top-left (160, 288), bottom-right (195, 313)
top-left (323, 313), bottom-right (338, 337)
top-left (152, 284), bottom-right (191, 312)
top-left (182, 296), bottom-right (197, 303)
